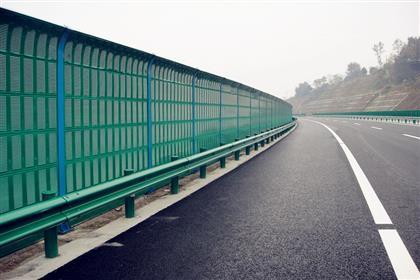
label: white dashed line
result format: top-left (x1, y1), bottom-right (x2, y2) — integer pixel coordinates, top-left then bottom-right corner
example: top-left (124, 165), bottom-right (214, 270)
top-left (354, 123), bottom-right (361, 125)
top-left (379, 229), bottom-right (420, 280)
top-left (371, 126), bottom-right (383, 130)
top-left (402, 134), bottom-right (420, 141)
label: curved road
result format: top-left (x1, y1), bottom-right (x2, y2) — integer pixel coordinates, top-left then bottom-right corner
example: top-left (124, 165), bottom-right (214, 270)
top-left (43, 118), bottom-right (419, 280)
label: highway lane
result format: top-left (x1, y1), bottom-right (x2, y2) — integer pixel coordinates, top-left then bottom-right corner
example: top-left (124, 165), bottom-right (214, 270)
top-left (312, 117), bottom-right (420, 268)
top-left (328, 117), bottom-right (420, 136)
top-left (43, 120), bottom-right (401, 280)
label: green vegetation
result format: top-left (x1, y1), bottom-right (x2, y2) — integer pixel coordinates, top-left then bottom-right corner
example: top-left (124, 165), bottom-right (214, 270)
top-left (289, 37), bottom-right (420, 114)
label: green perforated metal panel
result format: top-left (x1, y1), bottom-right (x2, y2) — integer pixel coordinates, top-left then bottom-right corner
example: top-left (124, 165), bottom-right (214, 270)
top-left (0, 19), bottom-right (60, 213)
top-left (0, 8), bottom-right (293, 214)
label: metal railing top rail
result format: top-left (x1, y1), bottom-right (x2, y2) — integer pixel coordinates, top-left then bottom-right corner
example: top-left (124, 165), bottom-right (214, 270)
top-left (0, 121), bottom-right (296, 257)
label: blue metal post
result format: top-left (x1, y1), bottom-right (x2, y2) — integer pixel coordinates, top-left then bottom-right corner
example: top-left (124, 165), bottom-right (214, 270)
top-left (237, 87), bottom-right (239, 139)
top-left (146, 58), bottom-right (154, 168)
top-left (192, 75), bottom-right (196, 154)
top-left (57, 29), bottom-right (70, 233)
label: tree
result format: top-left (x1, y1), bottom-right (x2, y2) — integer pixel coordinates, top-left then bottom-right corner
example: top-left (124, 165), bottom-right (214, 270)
top-left (392, 39), bottom-right (404, 56)
top-left (327, 74), bottom-right (343, 85)
top-left (369, 66), bottom-right (378, 75)
top-left (313, 76), bottom-right (327, 88)
top-left (388, 39), bottom-right (404, 64)
top-left (373, 42), bottom-right (385, 67)
top-left (346, 62), bottom-right (362, 80)
top-left (389, 37), bottom-right (420, 83)
top-left (295, 82), bottom-right (313, 97)
top-left (361, 67), bottom-right (367, 75)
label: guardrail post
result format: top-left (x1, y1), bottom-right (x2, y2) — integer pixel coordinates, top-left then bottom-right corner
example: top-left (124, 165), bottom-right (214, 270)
top-left (200, 148), bottom-right (207, 178)
top-left (219, 143), bottom-right (226, 168)
top-left (245, 146), bottom-right (251, 155)
top-left (123, 169), bottom-right (135, 218)
top-left (220, 156), bottom-right (226, 168)
top-left (170, 156), bottom-right (179, 194)
top-left (42, 191), bottom-right (58, 258)
top-left (234, 138), bottom-right (240, 160)
top-left (234, 150), bottom-right (240, 160)
top-left (254, 133), bottom-right (259, 151)
top-left (261, 139), bottom-right (265, 147)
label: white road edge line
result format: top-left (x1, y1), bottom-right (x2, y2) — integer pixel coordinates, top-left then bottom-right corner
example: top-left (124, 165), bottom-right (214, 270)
top-left (371, 126), bottom-right (383, 130)
top-left (354, 123), bottom-right (361, 125)
top-left (305, 119), bottom-right (392, 225)
top-left (402, 134), bottom-right (420, 141)
top-left (379, 229), bottom-right (420, 280)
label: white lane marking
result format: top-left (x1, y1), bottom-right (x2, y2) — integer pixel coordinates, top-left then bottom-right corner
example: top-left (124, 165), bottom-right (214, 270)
top-left (402, 134), bottom-right (420, 141)
top-left (306, 119), bottom-right (392, 224)
top-left (379, 229), bottom-right (420, 280)
top-left (354, 123), bottom-right (361, 125)
top-left (371, 126), bottom-right (383, 130)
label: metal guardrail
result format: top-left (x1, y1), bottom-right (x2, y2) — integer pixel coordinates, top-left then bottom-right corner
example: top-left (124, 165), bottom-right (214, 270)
top-left (312, 110), bottom-right (420, 125)
top-left (0, 121), bottom-right (296, 258)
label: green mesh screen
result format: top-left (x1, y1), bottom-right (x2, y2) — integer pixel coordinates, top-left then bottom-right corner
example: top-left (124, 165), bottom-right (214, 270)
top-left (0, 8), bottom-right (293, 214)
top-left (0, 21), bottom-right (59, 213)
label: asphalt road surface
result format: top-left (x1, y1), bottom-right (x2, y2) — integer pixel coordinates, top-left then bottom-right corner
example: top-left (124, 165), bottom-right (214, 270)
top-left (43, 118), bottom-right (419, 280)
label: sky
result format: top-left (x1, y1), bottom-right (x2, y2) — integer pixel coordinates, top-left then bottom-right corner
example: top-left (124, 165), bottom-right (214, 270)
top-left (0, 0), bottom-right (418, 100)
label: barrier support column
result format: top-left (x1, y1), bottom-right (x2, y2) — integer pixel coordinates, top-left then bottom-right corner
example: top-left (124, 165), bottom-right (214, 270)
top-left (254, 134), bottom-right (259, 151)
top-left (219, 143), bottom-right (226, 168)
top-left (245, 135), bottom-right (251, 155)
top-left (43, 191), bottom-right (58, 258)
top-left (171, 156), bottom-right (179, 194)
top-left (234, 138), bottom-right (240, 160)
top-left (124, 169), bottom-right (135, 218)
top-left (200, 148), bottom-right (207, 178)
top-left (57, 29), bottom-right (71, 234)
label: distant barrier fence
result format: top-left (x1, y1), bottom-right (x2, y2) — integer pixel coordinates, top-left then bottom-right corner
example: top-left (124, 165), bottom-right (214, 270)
top-left (0, 8), bottom-right (293, 217)
top-left (312, 110), bottom-right (420, 125)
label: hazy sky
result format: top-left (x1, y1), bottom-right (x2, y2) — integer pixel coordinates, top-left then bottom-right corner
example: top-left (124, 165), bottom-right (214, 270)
top-left (1, 0), bottom-right (418, 99)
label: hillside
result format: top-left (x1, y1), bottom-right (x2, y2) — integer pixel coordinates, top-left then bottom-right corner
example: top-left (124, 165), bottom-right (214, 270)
top-left (288, 37), bottom-right (420, 114)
